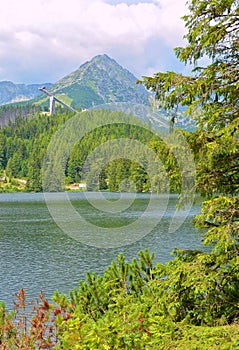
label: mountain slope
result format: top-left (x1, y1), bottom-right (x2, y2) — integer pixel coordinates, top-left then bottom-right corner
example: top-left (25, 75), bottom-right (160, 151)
top-left (40, 54), bottom-right (149, 109)
top-left (0, 81), bottom-right (52, 105)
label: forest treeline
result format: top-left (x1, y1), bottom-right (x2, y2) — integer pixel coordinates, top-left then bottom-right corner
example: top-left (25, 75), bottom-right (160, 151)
top-left (1, 104), bottom-right (237, 196)
top-left (0, 107), bottom-right (194, 193)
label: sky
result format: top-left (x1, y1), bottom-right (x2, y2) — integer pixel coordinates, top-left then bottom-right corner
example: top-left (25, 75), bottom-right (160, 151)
top-left (0, 0), bottom-right (188, 84)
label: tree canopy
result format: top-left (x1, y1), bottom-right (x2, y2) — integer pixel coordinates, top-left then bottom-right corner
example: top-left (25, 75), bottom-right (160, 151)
top-left (140, 0), bottom-right (239, 132)
top-left (140, 0), bottom-right (239, 196)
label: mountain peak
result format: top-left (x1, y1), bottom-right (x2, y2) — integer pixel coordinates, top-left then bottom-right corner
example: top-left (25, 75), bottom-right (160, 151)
top-left (85, 53), bottom-right (112, 62)
top-left (50, 54), bottom-right (149, 108)
top-left (81, 54), bottom-right (118, 67)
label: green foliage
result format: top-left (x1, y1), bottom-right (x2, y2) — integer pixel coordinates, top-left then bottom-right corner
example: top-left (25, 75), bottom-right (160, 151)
top-left (139, 0), bottom-right (239, 240)
top-left (0, 241), bottom-right (239, 348)
top-left (185, 121), bottom-right (239, 196)
top-left (134, 0), bottom-right (239, 345)
top-left (0, 108), bottom-right (186, 193)
top-left (52, 244), bottom-right (239, 347)
top-left (139, 0), bottom-right (239, 132)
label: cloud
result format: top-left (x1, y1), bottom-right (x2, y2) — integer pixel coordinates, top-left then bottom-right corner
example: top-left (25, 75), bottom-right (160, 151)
top-left (0, 0), bottom-right (187, 83)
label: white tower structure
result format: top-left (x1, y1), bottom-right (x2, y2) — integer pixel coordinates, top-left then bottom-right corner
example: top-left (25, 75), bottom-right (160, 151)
top-left (49, 95), bottom-right (55, 116)
top-left (39, 87), bottom-right (77, 115)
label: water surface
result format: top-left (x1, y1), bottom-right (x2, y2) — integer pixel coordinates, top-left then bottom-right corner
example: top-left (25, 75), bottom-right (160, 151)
top-left (0, 192), bottom-right (203, 308)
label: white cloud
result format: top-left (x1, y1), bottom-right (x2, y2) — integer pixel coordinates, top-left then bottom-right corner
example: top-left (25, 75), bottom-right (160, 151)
top-left (0, 0), bottom-right (187, 83)
top-left (156, 0), bottom-right (187, 46)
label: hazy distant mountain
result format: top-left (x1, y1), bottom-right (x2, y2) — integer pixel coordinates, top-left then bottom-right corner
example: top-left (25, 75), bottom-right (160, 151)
top-left (0, 81), bottom-right (52, 105)
top-left (38, 54), bottom-right (149, 109)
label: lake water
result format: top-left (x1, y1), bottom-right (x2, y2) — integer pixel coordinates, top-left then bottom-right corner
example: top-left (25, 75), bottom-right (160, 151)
top-left (0, 192), bottom-right (204, 308)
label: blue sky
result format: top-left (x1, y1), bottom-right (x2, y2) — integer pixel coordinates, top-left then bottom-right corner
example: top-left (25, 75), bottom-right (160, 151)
top-left (0, 0), bottom-right (188, 84)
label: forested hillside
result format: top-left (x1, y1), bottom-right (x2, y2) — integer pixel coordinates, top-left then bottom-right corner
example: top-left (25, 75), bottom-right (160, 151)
top-left (0, 104), bottom-right (42, 128)
top-left (0, 108), bottom-right (185, 193)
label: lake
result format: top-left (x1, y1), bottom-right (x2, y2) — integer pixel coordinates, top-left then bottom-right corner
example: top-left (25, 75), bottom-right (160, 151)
top-left (0, 192), bottom-right (204, 308)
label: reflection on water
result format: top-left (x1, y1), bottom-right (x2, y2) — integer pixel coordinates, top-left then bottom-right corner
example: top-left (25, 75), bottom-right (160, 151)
top-left (0, 192), bottom-right (203, 308)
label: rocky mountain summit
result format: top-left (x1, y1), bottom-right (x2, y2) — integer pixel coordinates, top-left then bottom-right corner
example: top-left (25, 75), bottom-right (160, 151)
top-left (44, 54), bottom-right (149, 109)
